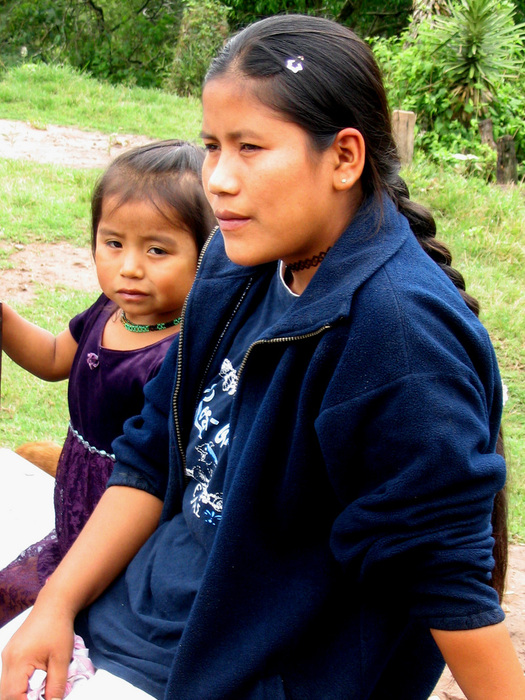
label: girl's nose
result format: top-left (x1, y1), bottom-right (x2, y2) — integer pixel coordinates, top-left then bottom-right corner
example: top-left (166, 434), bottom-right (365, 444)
top-left (120, 249), bottom-right (144, 278)
top-left (206, 154), bottom-right (239, 196)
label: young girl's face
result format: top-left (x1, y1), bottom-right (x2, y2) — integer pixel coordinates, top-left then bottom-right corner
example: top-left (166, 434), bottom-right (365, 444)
top-left (95, 197), bottom-right (199, 325)
top-left (201, 75), bottom-right (353, 269)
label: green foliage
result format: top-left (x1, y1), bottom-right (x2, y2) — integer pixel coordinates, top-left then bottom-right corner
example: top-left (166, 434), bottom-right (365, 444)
top-left (165, 0), bottom-right (229, 97)
top-left (487, 78), bottom-right (525, 167)
top-left (422, 0), bottom-right (525, 114)
top-left (225, 0), bottom-right (413, 37)
top-left (0, 0), bottom-right (183, 88)
top-left (371, 2), bottom-right (525, 178)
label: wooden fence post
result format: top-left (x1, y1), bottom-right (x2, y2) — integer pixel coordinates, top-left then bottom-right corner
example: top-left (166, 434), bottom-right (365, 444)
top-left (479, 118), bottom-right (496, 150)
top-left (392, 110), bottom-right (416, 165)
top-left (496, 135), bottom-right (518, 185)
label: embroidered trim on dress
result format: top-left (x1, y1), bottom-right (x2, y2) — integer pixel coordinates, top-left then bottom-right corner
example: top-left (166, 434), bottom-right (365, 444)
top-left (70, 422), bottom-right (116, 461)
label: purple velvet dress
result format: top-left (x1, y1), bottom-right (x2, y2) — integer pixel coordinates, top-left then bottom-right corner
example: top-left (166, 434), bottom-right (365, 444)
top-left (0, 294), bottom-right (176, 627)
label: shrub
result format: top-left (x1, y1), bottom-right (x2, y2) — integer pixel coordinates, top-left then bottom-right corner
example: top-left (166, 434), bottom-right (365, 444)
top-left (421, 0), bottom-right (525, 117)
top-left (0, 0), bottom-right (184, 88)
top-left (371, 1), bottom-right (525, 178)
top-left (164, 0), bottom-right (229, 97)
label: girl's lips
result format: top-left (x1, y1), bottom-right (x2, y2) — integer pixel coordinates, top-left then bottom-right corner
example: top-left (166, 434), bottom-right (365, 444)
top-left (118, 290), bottom-right (148, 302)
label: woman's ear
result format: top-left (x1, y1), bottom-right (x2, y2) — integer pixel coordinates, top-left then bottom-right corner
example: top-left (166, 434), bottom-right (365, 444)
top-left (331, 128), bottom-right (365, 191)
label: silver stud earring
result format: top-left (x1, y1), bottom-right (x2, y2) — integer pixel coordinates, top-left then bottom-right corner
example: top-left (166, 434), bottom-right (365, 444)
top-left (341, 178), bottom-right (347, 184)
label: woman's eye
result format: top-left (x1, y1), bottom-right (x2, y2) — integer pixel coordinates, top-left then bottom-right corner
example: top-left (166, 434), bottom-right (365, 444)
top-left (203, 143), bottom-right (219, 153)
top-left (240, 143), bottom-right (260, 152)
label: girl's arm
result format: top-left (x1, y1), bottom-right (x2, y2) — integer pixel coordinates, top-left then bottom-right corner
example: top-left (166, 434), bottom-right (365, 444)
top-left (1, 302), bottom-right (78, 380)
top-left (431, 624), bottom-right (525, 699)
top-left (0, 485), bottom-right (163, 700)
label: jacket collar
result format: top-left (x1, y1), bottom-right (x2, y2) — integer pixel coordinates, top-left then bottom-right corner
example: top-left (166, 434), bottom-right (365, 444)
top-left (198, 194), bottom-right (411, 337)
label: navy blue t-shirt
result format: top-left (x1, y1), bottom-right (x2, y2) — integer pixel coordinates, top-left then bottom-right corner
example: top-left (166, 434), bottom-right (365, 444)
top-left (77, 266), bottom-right (297, 699)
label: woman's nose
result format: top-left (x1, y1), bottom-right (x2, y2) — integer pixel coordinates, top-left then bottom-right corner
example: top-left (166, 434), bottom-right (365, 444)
top-left (206, 154), bottom-right (239, 196)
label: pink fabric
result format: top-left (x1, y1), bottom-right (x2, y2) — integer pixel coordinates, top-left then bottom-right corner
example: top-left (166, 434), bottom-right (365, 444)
top-left (27, 634), bottom-right (95, 699)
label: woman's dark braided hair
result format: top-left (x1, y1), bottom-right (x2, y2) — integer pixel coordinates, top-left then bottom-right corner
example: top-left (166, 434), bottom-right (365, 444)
top-left (205, 13), bottom-right (507, 599)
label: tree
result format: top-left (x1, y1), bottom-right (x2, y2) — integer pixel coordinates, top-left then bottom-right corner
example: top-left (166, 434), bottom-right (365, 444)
top-left (225, 0), bottom-right (413, 37)
top-left (0, 0), bottom-right (184, 87)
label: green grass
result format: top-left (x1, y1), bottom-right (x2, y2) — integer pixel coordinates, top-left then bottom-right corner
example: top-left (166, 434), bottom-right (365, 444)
top-left (404, 157), bottom-right (525, 539)
top-left (0, 63), bottom-right (202, 140)
top-left (0, 159), bottom-right (96, 250)
top-left (0, 63), bottom-right (524, 539)
top-left (1, 287), bottom-right (98, 447)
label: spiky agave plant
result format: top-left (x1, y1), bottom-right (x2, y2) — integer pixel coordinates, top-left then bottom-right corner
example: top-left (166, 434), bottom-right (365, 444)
top-left (426, 0), bottom-right (525, 115)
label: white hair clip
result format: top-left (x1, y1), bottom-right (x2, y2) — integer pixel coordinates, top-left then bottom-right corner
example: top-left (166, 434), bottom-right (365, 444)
top-left (285, 56), bottom-right (304, 73)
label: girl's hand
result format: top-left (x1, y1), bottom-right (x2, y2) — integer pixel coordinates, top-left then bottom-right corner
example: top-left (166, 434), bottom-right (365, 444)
top-left (0, 603), bottom-right (74, 700)
top-left (0, 302), bottom-right (77, 381)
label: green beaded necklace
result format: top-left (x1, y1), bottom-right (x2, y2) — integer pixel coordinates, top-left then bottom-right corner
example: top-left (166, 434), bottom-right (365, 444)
top-left (121, 310), bottom-right (181, 333)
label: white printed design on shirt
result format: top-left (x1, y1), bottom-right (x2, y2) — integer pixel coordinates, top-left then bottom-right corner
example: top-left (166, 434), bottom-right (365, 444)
top-left (219, 358), bottom-right (238, 395)
top-left (187, 358), bottom-right (237, 524)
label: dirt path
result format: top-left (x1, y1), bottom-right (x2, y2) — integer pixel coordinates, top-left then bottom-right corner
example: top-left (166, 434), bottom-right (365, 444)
top-left (0, 118), bottom-right (152, 300)
top-left (0, 118), bottom-right (153, 169)
top-left (1, 118), bottom-right (524, 699)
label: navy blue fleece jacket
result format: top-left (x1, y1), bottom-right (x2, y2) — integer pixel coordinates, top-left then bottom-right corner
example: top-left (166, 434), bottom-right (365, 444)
top-left (105, 195), bottom-right (505, 699)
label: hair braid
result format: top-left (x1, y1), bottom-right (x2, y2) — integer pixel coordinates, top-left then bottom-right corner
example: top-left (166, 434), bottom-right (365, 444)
top-left (389, 175), bottom-right (481, 316)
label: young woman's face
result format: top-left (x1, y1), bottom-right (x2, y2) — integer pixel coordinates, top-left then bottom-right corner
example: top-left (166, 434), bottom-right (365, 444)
top-left (95, 197), bottom-right (199, 325)
top-left (201, 76), bottom-right (352, 268)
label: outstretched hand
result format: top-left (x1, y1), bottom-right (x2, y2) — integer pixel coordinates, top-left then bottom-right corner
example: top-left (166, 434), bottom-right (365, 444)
top-left (0, 604), bottom-right (74, 700)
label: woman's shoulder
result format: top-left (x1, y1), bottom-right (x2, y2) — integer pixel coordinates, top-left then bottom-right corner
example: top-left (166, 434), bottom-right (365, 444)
top-left (346, 247), bottom-right (498, 391)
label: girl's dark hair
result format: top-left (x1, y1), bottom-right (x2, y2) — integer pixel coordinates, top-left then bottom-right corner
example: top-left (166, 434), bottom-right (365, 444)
top-left (91, 139), bottom-right (216, 256)
top-left (206, 13), bottom-right (507, 599)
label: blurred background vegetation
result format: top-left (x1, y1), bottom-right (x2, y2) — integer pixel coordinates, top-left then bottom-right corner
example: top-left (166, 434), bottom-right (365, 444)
top-left (0, 0), bottom-right (524, 180)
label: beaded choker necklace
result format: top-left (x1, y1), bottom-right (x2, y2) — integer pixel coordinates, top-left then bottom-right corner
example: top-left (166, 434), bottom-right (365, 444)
top-left (121, 310), bottom-right (181, 333)
top-left (286, 247), bottom-right (332, 272)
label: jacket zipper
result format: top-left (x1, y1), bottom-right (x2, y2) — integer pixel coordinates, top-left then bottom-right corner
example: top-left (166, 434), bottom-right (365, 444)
top-left (236, 324), bottom-right (332, 383)
top-left (194, 278), bottom-right (254, 407)
top-left (173, 243), bottom-right (333, 483)
top-left (172, 227), bottom-right (218, 479)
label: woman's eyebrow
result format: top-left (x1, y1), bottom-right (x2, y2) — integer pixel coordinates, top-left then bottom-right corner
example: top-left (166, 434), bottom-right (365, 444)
top-left (200, 129), bottom-right (261, 141)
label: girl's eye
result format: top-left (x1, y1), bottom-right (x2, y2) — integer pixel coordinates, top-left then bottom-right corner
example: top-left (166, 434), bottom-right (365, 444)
top-left (149, 246), bottom-right (167, 256)
top-left (106, 240), bottom-right (122, 249)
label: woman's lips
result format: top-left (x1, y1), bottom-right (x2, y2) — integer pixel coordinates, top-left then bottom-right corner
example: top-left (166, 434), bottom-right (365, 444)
top-left (215, 212), bottom-right (250, 231)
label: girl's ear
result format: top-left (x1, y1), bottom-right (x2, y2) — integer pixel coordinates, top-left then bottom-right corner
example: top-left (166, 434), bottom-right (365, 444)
top-left (331, 128), bottom-right (365, 191)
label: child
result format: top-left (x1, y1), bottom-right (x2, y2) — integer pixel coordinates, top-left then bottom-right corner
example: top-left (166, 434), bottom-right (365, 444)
top-left (0, 139), bottom-right (215, 628)
top-left (2, 15), bottom-right (524, 700)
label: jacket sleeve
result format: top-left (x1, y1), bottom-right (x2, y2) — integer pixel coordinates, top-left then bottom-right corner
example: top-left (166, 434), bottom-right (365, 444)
top-left (106, 337), bottom-right (178, 501)
top-left (316, 368), bottom-right (506, 631)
